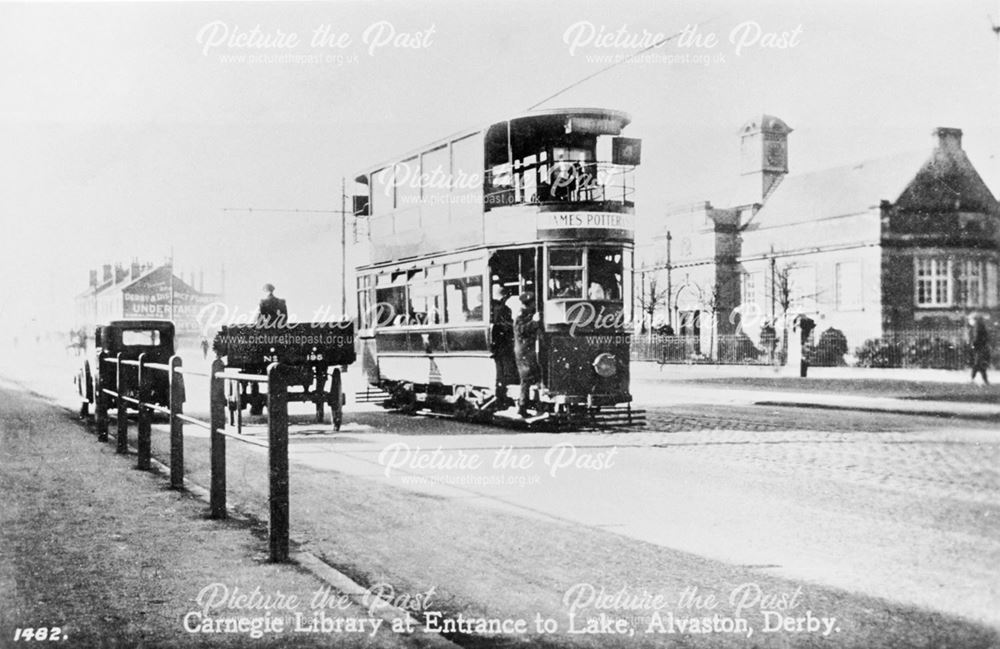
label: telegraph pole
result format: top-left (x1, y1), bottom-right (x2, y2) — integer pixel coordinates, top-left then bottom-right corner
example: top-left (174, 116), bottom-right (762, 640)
top-left (169, 246), bottom-right (175, 323)
top-left (341, 177), bottom-right (347, 315)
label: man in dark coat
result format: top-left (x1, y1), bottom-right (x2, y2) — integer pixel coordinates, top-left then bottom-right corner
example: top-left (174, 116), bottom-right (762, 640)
top-left (258, 283), bottom-right (288, 326)
top-left (490, 286), bottom-right (517, 406)
top-left (969, 313), bottom-right (991, 385)
top-left (513, 292), bottom-right (541, 417)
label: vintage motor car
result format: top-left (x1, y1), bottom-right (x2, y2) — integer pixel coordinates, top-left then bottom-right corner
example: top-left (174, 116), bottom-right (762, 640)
top-left (76, 320), bottom-right (178, 417)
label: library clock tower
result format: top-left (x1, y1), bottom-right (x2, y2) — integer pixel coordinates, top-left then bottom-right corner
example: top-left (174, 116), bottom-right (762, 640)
top-left (740, 115), bottom-right (792, 201)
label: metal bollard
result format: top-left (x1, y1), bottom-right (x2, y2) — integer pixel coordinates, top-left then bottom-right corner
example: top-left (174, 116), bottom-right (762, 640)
top-left (267, 363), bottom-right (290, 562)
top-left (95, 352), bottom-right (108, 442)
top-left (137, 353), bottom-right (151, 470)
top-left (168, 356), bottom-right (184, 489)
top-left (116, 353), bottom-right (128, 454)
top-left (209, 359), bottom-right (227, 519)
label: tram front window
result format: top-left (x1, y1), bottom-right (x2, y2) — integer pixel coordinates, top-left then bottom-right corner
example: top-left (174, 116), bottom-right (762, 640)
top-left (587, 248), bottom-right (623, 301)
top-left (545, 247), bottom-right (625, 325)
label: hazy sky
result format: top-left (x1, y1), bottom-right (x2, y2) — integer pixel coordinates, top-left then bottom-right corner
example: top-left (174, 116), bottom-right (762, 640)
top-left (1, 0), bottom-right (998, 334)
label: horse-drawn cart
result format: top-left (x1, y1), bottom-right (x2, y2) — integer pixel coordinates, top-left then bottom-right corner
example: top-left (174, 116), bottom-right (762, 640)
top-left (213, 321), bottom-right (355, 431)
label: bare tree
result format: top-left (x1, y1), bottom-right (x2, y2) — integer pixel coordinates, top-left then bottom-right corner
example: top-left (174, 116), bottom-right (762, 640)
top-left (636, 270), bottom-right (670, 337)
top-left (770, 262), bottom-right (824, 360)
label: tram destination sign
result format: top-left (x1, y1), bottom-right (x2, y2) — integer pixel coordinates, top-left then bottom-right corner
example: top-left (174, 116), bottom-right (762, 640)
top-left (537, 212), bottom-right (635, 231)
top-left (217, 321), bottom-right (356, 367)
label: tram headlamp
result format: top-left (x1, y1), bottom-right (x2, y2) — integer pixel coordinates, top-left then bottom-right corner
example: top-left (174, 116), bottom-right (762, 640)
top-left (592, 353), bottom-right (617, 378)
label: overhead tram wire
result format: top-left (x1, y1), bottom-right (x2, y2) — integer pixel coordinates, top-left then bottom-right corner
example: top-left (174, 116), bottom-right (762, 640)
top-left (526, 14), bottom-right (726, 111)
top-left (221, 208), bottom-right (341, 214)
top-left (221, 198), bottom-right (357, 314)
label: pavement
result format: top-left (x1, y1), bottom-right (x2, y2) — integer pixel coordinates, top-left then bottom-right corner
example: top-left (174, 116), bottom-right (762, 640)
top-left (630, 361), bottom-right (1000, 420)
top-left (0, 382), bottom-right (454, 649)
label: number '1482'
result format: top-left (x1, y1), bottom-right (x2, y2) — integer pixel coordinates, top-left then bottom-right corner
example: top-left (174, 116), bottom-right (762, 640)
top-left (13, 627), bottom-right (65, 641)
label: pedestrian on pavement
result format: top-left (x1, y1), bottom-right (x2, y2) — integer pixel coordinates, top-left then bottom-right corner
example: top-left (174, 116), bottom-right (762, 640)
top-left (760, 321), bottom-right (777, 366)
top-left (968, 313), bottom-right (991, 385)
top-left (513, 292), bottom-right (541, 417)
top-left (200, 337), bottom-right (209, 359)
top-left (257, 283), bottom-right (288, 327)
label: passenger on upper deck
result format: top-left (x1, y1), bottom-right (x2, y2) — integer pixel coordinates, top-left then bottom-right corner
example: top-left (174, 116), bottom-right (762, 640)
top-left (551, 154), bottom-right (576, 201)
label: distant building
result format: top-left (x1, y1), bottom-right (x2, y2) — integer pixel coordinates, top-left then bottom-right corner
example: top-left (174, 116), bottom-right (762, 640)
top-left (639, 117), bottom-right (1000, 355)
top-left (75, 262), bottom-right (219, 341)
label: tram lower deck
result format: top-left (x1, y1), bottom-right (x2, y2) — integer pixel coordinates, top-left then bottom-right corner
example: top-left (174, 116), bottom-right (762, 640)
top-left (356, 242), bottom-right (635, 423)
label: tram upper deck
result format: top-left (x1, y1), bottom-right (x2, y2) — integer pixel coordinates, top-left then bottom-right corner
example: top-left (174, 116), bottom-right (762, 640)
top-left (353, 108), bottom-right (641, 266)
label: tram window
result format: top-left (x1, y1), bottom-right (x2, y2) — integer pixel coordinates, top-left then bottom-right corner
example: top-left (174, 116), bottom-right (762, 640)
top-left (409, 278), bottom-right (443, 325)
top-left (548, 248), bottom-right (585, 299)
top-left (550, 249), bottom-right (582, 266)
top-left (518, 154), bottom-right (538, 202)
top-left (396, 158), bottom-right (419, 208)
top-left (550, 270), bottom-right (583, 298)
top-left (490, 163), bottom-right (512, 188)
top-left (451, 134), bottom-right (481, 221)
top-left (421, 147), bottom-right (448, 201)
top-left (375, 273), bottom-right (408, 328)
top-left (357, 275), bottom-right (375, 329)
top-left (444, 276), bottom-right (484, 323)
top-left (587, 248), bottom-right (623, 301)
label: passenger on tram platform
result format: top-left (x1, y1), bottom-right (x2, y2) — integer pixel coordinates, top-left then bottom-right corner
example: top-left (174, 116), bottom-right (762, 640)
top-left (490, 285), bottom-right (517, 404)
top-left (513, 292), bottom-right (541, 418)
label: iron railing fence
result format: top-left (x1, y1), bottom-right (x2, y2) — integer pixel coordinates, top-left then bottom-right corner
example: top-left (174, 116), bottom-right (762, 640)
top-left (630, 328), bottom-right (995, 370)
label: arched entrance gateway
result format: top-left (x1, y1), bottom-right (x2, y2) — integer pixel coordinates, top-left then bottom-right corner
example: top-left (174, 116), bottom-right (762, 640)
top-left (674, 284), bottom-right (702, 356)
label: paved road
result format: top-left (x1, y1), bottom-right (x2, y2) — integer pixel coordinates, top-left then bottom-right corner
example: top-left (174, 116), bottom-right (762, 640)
top-left (271, 406), bottom-right (1000, 632)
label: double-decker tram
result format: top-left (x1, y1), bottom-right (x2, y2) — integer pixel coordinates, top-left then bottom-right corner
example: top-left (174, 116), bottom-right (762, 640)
top-left (353, 107), bottom-right (642, 427)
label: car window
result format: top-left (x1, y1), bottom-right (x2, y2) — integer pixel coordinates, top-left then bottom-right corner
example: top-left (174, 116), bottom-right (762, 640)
top-left (121, 330), bottom-right (161, 346)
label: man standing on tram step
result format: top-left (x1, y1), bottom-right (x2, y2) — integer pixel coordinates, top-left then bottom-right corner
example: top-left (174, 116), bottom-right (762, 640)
top-left (490, 285), bottom-right (517, 407)
top-left (258, 283), bottom-right (288, 326)
top-left (513, 292), bottom-right (541, 418)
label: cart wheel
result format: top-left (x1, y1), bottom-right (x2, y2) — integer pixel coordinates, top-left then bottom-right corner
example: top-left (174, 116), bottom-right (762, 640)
top-left (330, 369), bottom-right (343, 431)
